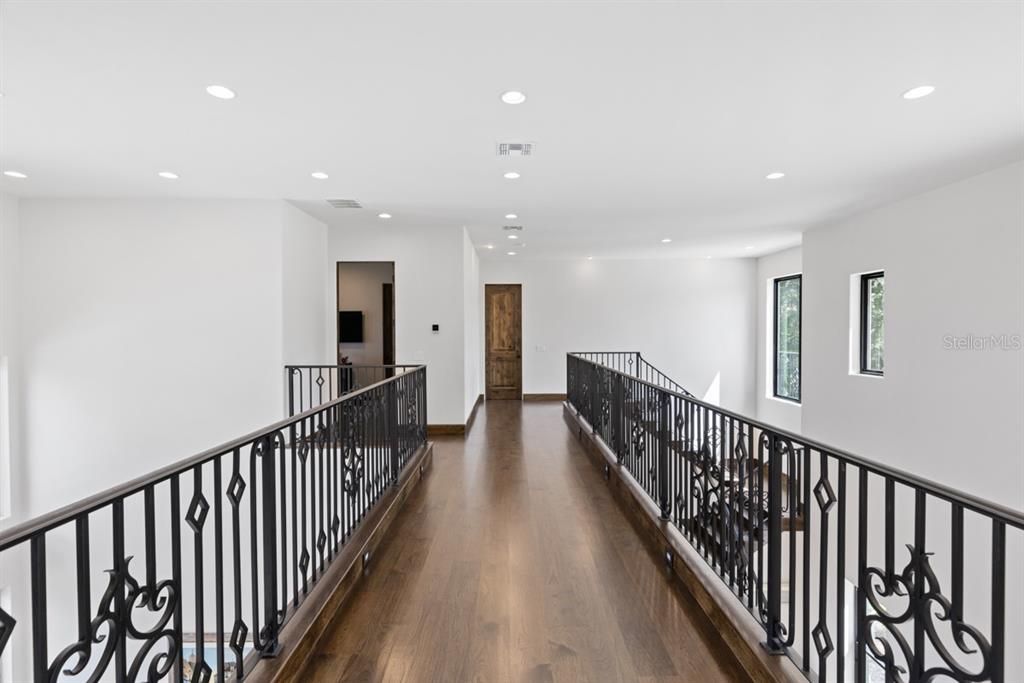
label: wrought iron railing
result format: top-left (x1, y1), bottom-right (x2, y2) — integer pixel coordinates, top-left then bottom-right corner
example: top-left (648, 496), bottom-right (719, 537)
top-left (572, 351), bottom-right (692, 396)
top-left (285, 364), bottom-right (423, 416)
top-left (0, 366), bottom-right (426, 682)
top-left (567, 352), bottom-right (1023, 683)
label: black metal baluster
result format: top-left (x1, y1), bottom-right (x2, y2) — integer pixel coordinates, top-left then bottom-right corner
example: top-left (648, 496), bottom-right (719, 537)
top-left (991, 519), bottom-right (1006, 683)
top-left (249, 443), bottom-right (263, 651)
top-left (658, 390), bottom-right (670, 520)
top-left (290, 421), bottom-right (299, 608)
top-left (278, 435), bottom-right (288, 630)
top-left (803, 447), bottom-right (812, 672)
top-left (911, 490), bottom-right (925, 680)
top-left (30, 534), bottom-right (47, 683)
top-left (189, 466), bottom-right (208, 681)
top-left (814, 452), bottom-right (833, 679)
top-left (229, 450), bottom-right (245, 677)
top-left (74, 514), bottom-right (91, 667)
top-left (300, 419), bottom-right (309, 594)
top-left (856, 468), bottom-right (868, 683)
top-left (836, 462), bottom-right (847, 682)
top-left (765, 431), bottom-right (784, 653)
top-left (261, 435), bottom-right (280, 655)
top-left (170, 475), bottom-right (184, 680)
top-left (214, 457), bottom-right (226, 681)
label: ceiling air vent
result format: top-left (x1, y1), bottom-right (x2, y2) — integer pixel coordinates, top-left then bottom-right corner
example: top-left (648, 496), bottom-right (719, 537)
top-left (502, 225), bottom-right (524, 231)
top-left (496, 142), bottom-right (534, 157)
top-left (326, 199), bottom-right (362, 209)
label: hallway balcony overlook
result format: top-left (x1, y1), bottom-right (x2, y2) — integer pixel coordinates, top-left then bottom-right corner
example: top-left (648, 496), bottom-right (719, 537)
top-left (0, 357), bottom-right (1019, 683)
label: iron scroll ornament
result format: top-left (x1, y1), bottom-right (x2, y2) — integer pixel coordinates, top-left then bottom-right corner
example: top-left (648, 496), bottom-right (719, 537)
top-left (863, 544), bottom-right (993, 682)
top-left (47, 556), bottom-right (178, 683)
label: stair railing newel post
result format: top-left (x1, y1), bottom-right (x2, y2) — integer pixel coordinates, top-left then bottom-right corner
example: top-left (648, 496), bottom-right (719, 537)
top-left (612, 372), bottom-right (623, 460)
top-left (657, 390), bottom-right (670, 520)
top-left (259, 436), bottom-right (281, 657)
top-left (590, 361), bottom-right (599, 434)
top-left (764, 430), bottom-right (786, 654)
top-left (387, 380), bottom-right (400, 486)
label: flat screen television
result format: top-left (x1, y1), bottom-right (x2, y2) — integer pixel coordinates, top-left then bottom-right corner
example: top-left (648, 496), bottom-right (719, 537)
top-left (338, 311), bottom-right (363, 343)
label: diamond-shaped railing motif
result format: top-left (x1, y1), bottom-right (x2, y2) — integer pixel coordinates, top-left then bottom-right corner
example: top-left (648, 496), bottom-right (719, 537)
top-left (297, 440), bottom-right (310, 463)
top-left (812, 622), bottom-right (834, 658)
top-left (814, 476), bottom-right (837, 513)
top-left (230, 619), bottom-right (249, 655)
top-left (193, 661), bottom-right (213, 683)
top-left (227, 472), bottom-right (246, 506)
top-left (299, 549), bottom-right (310, 575)
top-left (186, 492), bottom-right (210, 532)
top-left (0, 606), bottom-right (15, 657)
top-left (315, 375), bottom-right (325, 387)
top-left (317, 531), bottom-right (327, 554)
top-left (331, 515), bottom-right (341, 536)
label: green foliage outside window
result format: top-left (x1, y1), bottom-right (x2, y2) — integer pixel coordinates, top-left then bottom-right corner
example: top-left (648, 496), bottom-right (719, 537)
top-left (774, 276), bottom-right (801, 401)
top-left (864, 275), bottom-right (884, 372)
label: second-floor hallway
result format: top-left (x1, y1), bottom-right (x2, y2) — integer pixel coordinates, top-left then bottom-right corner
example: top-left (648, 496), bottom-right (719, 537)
top-left (299, 399), bottom-right (750, 682)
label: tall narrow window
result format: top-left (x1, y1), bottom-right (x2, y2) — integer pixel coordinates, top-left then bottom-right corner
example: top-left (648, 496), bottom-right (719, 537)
top-left (860, 271), bottom-right (885, 374)
top-left (773, 275), bottom-right (801, 402)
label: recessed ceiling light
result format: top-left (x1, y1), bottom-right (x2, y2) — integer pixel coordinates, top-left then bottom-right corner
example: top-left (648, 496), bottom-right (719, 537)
top-left (902, 85), bottom-right (935, 100)
top-left (503, 171), bottom-right (520, 180)
top-left (378, 213), bottom-right (392, 219)
top-left (311, 171), bottom-right (329, 180)
top-left (587, 256), bottom-right (594, 260)
top-left (483, 244), bottom-right (494, 249)
top-left (765, 172), bottom-right (785, 180)
top-left (744, 245), bottom-right (754, 250)
top-left (505, 213), bottom-right (518, 219)
top-left (157, 171), bottom-right (178, 180)
top-left (661, 238), bottom-right (672, 243)
top-left (507, 234), bottom-right (519, 240)
top-left (3, 170), bottom-right (27, 179)
top-left (206, 85), bottom-right (236, 100)
top-left (501, 90), bottom-right (527, 105)
top-left (507, 251), bottom-right (517, 256)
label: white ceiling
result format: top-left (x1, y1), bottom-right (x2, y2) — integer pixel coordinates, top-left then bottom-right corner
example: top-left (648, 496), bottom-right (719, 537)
top-left (1, 1), bottom-right (1021, 259)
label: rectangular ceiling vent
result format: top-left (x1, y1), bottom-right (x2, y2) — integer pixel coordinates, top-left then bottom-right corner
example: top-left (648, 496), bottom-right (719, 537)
top-left (503, 225), bottom-right (523, 231)
top-left (326, 199), bottom-right (362, 209)
top-left (496, 142), bottom-right (534, 157)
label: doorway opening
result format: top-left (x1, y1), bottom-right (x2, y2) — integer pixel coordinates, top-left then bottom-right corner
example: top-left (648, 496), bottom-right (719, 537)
top-left (485, 283), bottom-right (522, 400)
top-left (336, 262), bottom-right (396, 375)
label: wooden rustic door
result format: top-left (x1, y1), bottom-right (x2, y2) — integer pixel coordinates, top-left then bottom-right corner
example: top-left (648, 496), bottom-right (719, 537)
top-left (485, 284), bottom-right (522, 400)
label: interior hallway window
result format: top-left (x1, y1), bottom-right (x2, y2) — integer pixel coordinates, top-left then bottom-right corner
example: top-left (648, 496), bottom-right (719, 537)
top-left (773, 275), bottom-right (802, 402)
top-left (860, 271), bottom-right (885, 374)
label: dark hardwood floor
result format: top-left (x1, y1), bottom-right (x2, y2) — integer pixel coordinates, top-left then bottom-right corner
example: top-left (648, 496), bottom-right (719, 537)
top-left (301, 400), bottom-right (751, 683)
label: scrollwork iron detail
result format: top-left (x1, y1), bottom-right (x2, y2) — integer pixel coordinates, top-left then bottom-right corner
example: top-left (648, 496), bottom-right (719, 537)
top-left (863, 545), bottom-right (992, 683)
top-left (48, 556), bottom-right (177, 683)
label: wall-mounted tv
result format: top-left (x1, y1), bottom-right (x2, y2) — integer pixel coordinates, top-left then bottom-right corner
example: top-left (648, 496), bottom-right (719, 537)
top-left (338, 311), bottom-right (364, 343)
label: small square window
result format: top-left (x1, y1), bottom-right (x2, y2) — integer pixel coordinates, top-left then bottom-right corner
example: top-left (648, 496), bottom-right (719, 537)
top-left (859, 272), bottom-right (884, 375)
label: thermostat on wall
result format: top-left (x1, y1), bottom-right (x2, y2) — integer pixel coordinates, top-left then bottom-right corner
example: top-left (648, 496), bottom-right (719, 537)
top-left (431, 324), bottom-right (439, 333)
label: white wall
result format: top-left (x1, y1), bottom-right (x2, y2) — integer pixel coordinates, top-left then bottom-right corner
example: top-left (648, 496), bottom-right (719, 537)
top-left (800, 162), bottom-right (1024, 680)
top-left (462, 229), bottom-right (482, 419)
top-left (281, 202), bottom-right (331, 367)
top-left (15, 199), bottom-right (326, 518)
top-left (480, 257), bottom-right (758, 414)
top-left (0, 193), bottom-right (22, 526)
top-left (325, 223), bottom-right (467, 426)
top-left (802, 161), bottom-right (1023, 508)
top-left (755, 246), bottom-right (803, 432)
top-left (336, 261), bottom-right (394, 365)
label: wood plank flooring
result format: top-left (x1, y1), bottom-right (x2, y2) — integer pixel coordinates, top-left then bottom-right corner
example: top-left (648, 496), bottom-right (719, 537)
top-left (300, 400), bottom-right (751, 683)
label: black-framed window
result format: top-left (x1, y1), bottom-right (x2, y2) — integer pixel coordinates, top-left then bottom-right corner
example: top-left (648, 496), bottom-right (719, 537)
top-left (773, 274), bottom-right (801, 402)
top-left (860, 271), bottom-right (885, 375)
